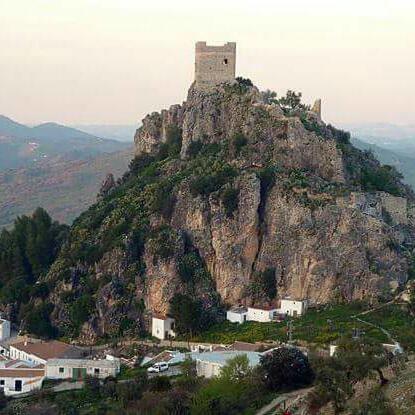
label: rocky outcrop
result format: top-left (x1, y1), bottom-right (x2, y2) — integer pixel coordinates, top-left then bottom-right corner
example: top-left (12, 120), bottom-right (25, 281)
top-left (97, 173), bottom-right (116, 200)
top-left (44, 81), bottom-right (415, 341)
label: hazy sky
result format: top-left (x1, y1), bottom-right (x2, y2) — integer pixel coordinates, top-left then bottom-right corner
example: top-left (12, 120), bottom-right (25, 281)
top-left (1, 0), bottom-right (414, 126)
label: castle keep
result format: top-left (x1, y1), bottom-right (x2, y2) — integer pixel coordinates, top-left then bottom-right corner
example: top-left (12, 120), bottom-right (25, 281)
top-left (195, 41), bottom-right (236, 89)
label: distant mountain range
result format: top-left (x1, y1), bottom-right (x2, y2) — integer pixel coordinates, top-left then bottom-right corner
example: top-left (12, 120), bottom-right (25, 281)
top-left (0, 115), bottom-right (130, 170)
top-left (347, 123), bottom-right (415, 190)
top-left (0, 115), bottom-right (134, 228)
top-left (351, 138), bottom-right (415, 191)
top-left (72, 124), bottom-right (137, 142)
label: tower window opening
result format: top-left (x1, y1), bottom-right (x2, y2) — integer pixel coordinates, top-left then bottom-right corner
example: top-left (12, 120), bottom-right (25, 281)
top-left (223, 59), bottom-right (228, 65)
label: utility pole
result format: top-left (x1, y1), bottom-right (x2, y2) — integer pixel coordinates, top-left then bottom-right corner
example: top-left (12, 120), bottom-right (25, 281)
top-left (287, 319), bottom-right (294, 344)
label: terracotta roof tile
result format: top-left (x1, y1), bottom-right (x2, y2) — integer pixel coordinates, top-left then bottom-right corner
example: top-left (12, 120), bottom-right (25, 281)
top-left (11, 340), bottom-right (80, 361)
top-left (0, 368), bottom-right (44, 378)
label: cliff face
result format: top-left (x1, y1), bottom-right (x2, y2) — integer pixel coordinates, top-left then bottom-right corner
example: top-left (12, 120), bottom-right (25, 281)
top-left (41, 81), bottom-right (414, 342)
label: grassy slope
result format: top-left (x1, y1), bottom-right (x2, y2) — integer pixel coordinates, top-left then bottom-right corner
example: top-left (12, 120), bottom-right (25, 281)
top-left (0, 148), bottom-right (132, 228)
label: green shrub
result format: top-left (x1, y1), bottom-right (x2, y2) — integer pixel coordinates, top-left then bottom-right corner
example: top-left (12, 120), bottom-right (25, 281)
top-left (69, 294), bottom-right (94, 333)
top-left (24, 302), bottom-right (56, 338)
top-left (232, 132), bottom-right (248, 154)
top-left (360, 164), bottom-right (403, 196)
top-left (248, 268), bottom-right (277, 301)
top-left (129, 153), bottom-right (156, 176)
top-left (300, 114), bottom-right (324, 135)
top-left (177, 252), bottom-right (203, 283)
top-left (236, 77), bottom-right (253, 87)
top-left (278, 90), bottom-right (310, 112)
top-left (221, 187), bottom-right (239, 218)
top-left (169, 293), bottom-right (204, 336)
top-left (190, 165), bottom-right (237, 197)
top-left (284, 169), bottom-right (309, 190)
top-left (149, 226), bottom-right (176, 262)
top-left (187, 140), bottom-right (204, 157)
top-left (148, 180), bottom-right (175, 219)
top-left (157, 125), bottom-right (182, 159)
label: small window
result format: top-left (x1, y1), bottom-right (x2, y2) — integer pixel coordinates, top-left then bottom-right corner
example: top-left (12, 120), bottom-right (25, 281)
top-left (223, 58), bottom-right (228, 65)
top-left (59, 367), bottom-right (64, 373)
top-left (94, 368), bottom-right (100, 375)
top-left (0, 380), bottom-right (4, 385)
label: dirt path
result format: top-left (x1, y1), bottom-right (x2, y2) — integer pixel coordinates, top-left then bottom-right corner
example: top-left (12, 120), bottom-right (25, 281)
top-left (255, 387), bottom-right (312, 415)
top-left (351, 302), bottom-right (403, 352)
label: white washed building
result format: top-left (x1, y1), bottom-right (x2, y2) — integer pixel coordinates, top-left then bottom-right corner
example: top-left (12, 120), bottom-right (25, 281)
top-left (226, 306), bottom-right (248, 324)
top-left (280, 299), bottom-right (308, 317)
top-left (0, 319), bottom-right (11, 342)
top-left (10, 340), bottom-right (82, 365)
top-left (247, 306), bottom-right (278, 323)
top-left (0, 360), bottom-right (44, 396)
top-left (151, 315), bottom-right (176, 340)
top-left (46, 358), bottom-right (120, 380)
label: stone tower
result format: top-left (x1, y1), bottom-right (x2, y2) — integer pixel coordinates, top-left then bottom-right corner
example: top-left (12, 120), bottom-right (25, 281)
top-left (195, 41), bottom-right (236, 89)
top-left (311, 99), bottom-right (322, 120)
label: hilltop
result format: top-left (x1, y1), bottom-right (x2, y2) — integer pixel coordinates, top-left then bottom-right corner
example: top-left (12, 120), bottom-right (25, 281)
top-left (10, 78), bottom-right (412, 343)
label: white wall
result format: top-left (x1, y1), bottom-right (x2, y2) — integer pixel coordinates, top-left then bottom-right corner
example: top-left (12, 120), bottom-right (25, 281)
top-left (152, 317), bottom-right (176, 340)
top-left (46, 363), bottom-right (118, 380)
top-left (0, 376), bottom-right (43, 396)
top-left (9, 347), bottom-right (46, 365)
top-left (280, 300), bottom-right (307, 317)
top-left (247, 308), bottom-right (277, 323)
top-left (226, 311), bottom-right (247, 324)
top-left (0, 320), bottom-right (11, 341)
top-left (196, 360), bottom-right (222, 379)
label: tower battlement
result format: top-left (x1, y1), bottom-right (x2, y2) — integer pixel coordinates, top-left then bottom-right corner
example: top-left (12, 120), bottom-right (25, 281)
top-left (195, 41), bottom-right (236, 90)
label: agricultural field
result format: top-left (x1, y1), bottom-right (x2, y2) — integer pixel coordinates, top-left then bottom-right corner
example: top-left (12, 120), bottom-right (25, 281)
top-left (192, 302), bottom-right (415, 351)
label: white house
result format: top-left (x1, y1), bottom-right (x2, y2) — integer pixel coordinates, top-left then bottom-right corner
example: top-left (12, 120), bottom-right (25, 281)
top-left (247, 306), bottom-right (278, 323)
top-left (46, 358), bottom-right (120, 380)
top-left (0, 319), bottom-right (11, 342)
top-left (9, 340), bottom-right (82, 365)
top-left (279, 298), bottom-right (308, 317)
top-left (195, 351), bottom-right (261, 379)
top-left (0, 360), bottom-right (44, 396)
top-left (226, 306), bottom-right (248, 324)
top-left (151, 315), bottom-right (176, 340)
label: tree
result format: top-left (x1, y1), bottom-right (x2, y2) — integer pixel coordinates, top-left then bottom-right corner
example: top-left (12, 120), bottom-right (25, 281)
top-left (220, 354), bottom-right (251, 381)
top-left (169, 293), bottom-right (203, 336)
top-left (149, 376), bottom-right (172, 392)
top-left (308, 356), bottom-right (352, 414)
top-left (260, 347), bottom-right (315, 392)
top-left (336, 337), bottom-right (389, 385)
top-left (278, 90), bottom-right (310, 112)
top-left (261, 89), bottom-right (278, 105)
top-left (235, 77), bottom-right (253, 87)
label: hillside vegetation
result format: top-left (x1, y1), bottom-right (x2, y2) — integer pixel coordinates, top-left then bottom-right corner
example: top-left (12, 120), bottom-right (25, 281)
top-left (0, 149), bottom-right (132, 228)
top-left (1, 81), bottom-right (414, 343)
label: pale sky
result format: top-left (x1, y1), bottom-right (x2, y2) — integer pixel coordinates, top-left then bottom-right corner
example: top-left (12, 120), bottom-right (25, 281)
top-left (1, 0), bottom-right (414, 126)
